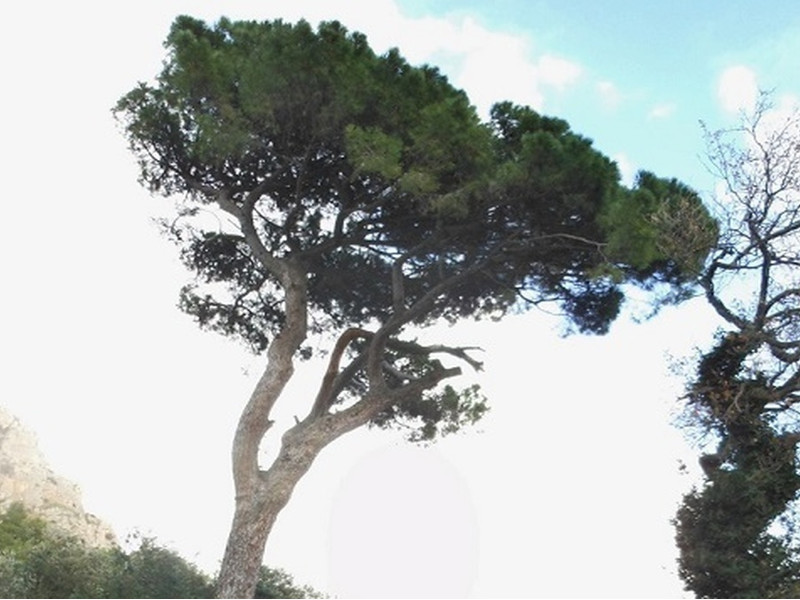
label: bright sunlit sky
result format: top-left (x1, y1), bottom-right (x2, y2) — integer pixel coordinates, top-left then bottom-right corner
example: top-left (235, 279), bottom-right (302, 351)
top-left (2, 1), bottom-right (800, 598)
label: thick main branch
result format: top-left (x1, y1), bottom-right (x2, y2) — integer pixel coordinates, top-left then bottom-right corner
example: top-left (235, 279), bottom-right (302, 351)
top-left (231, 260), bottom-right (308, 495)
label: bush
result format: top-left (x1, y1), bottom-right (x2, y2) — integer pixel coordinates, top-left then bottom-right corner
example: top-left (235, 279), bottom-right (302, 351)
top-left (0, 504), bottom-right (324, 598)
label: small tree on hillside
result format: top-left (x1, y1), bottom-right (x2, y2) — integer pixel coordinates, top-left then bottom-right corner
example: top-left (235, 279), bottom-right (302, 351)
top-left (115, 16), bottom-right (714, 597)
top-left (675, 94), bottom-right (800, 598)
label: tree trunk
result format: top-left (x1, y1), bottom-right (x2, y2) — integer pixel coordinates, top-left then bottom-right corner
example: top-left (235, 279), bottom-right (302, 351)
top-left (216, 407), bottom-right (376, 598)
top-left (214, 272), bottom-right (461, 597)
top-left (216, 421), bottom-right (324, 598)
top-left (216, 495), bottom-right (280, 599)
top-left (216, 264), bottom-right (314, 598)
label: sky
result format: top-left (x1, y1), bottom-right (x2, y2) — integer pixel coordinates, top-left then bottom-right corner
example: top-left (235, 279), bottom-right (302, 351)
top-left (1, 1), bottom-right (799, 597)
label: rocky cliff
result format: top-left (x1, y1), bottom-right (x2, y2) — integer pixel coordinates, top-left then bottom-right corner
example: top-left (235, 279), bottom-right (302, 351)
top-left (0, 406), bottom-right (116, 548)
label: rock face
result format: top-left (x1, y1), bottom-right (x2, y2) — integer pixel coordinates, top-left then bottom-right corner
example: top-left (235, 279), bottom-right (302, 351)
top-left (0, 406), bottom-right (116, 548)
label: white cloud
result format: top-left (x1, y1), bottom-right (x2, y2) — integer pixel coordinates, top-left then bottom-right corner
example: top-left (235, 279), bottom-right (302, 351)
top-left (537, 55), bottom-right (583, 91)
top-left (109, 0), bottom-right (584, 119)
top-left (717, 65), bottom-right (758, 114)
top-left (596, 80), bottom-right (622, 110)
top-left (450, 17), bottom-right (545, 116)
top-left (648, 102), bottom-right (676, 120)
top-left (389, 15), bottom-right (576, 117)
top-left (262, 1), bottom-right (582, 118)
top-left (758, 92), bottom-right (800, 133)
top-left (613, 152), bottom-right (636, 187)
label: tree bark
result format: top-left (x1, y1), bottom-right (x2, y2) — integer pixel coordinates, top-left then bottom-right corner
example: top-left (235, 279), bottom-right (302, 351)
top-left (215, 404), bottom-right (385, 598)
top-left (214, 360), bottom-right (461, 597)
top-left (216, 261), bottom-right (311, 598)
top-left (216, 422), bottom-right (324, 598)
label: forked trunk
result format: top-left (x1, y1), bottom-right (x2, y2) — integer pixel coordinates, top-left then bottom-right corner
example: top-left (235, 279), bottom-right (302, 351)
top-left (215, 266), bottom-right (313, 598)
top-left (215, 396), bottom-right (387, 598)
top-left (213, 287), bottom-right (454, 597)
top-left (216, 422), bottom-right (324, 598)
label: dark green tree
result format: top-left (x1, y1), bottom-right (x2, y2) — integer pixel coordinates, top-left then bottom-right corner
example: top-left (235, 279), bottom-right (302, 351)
top-left (675, 95), bottom-right (800, 598)
top-left (0, 504), bottom-right (233, 598)
top-left (0, 504), bottom-right (324, 598)
top-left (0, 503), bottom-right (48, 554)
top-left (254, 566), bottom-right (324, 599)
top-left (114, 16), bottom-right (713, 597)
top-left (106, 536), bottom-right (214, 598)
top-left (0, 504), bottom-right (51, 598)
top-left (0, 503), bottom-right (114, 598)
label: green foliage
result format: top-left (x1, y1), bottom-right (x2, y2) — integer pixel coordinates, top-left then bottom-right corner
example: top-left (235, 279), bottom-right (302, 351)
top-left (0, 553), bottom-right (30, 599)
top-left (115, 16), bottom-right (710, 350)
top-left (0, 503), bottom-right (48, 555)
top-left (106, 536), bottom-right (214, 598)
top-left (676, 484), bottom-right (800, 598)
top-left (116, 16), bottom-right (499, 353)
top-left (115, 15), bottom-right (715, 446)
top-left (20, 535), bottom-right (115, 599)
top-left (0, 504), bottom-right (116, 598)
top-left (371, 383), bottom-right (489, 443)
top-left (254, 566), bottom-right (325, 598)
top-left (675, 332), bottom-right (800, 597)
top-left (675, 441), bottom-right (800, 598)
top-left (344, 124), bottom-right (403, 181)
top-left (0, 505), bottom-right (214, 598)
top-left (601, 170), bottom-right (717, 280)
top-left (0, 504), bottom-right (326, 599)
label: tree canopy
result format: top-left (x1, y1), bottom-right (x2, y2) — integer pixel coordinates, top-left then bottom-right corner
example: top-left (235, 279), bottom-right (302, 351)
top-left (114, 16), bottom-right (716, 597)
top-left (116, 16), bottom-right (710, 353)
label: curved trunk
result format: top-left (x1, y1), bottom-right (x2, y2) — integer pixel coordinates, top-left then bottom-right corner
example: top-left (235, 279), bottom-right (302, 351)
top-left (216, 409), bottom-right (376, 598)
top-left (216, 429), bottom-right (320, 598)
top-left (214, 274), bottom-right (466, 597)
top-left (216, 263), bottom-right (313, 598)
